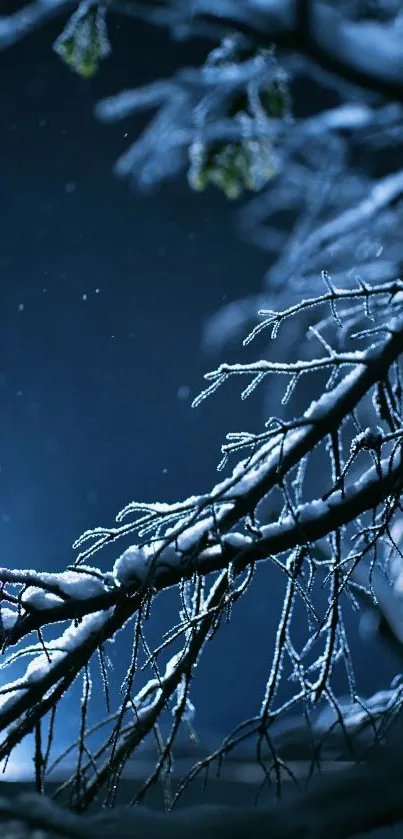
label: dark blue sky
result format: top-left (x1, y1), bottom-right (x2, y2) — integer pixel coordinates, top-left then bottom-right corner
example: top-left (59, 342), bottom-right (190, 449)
top-left (0, 15), bottom-right (270, 563)
top-left (0, 13), bottom-right (279, 744)
top-left (0, 10), bottom-right (401, 758)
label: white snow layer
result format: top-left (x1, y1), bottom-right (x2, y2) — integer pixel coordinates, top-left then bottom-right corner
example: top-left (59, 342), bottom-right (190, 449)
top-left (113, 541), bottom-right (181, 587)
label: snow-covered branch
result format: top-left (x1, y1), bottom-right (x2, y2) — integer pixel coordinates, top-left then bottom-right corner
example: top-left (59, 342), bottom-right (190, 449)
top-left (112, 0), bottom-right (403, 95)
top-left (0, 279), bottom-right (403, 808)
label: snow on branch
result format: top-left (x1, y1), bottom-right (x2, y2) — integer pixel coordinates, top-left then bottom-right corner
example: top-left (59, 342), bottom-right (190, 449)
top-left (1, 278), bottom-right (403, 809)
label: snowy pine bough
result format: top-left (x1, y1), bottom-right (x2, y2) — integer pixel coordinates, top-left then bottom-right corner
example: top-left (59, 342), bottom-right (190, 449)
top-left (2, 1), bottom-right (403, 837)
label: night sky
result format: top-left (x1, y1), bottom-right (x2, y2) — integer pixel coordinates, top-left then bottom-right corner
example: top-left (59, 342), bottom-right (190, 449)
top-left (0, 8), bottom-right (401, 764)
